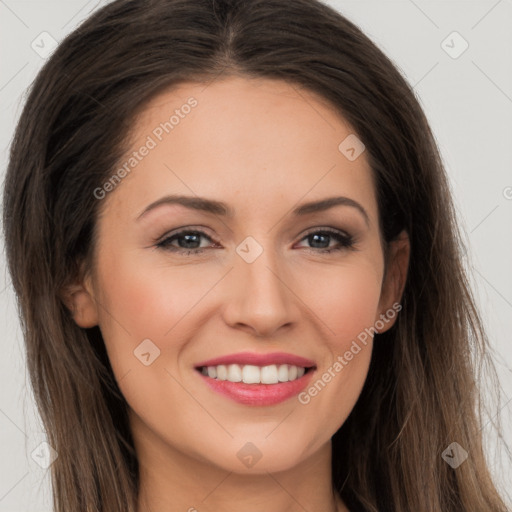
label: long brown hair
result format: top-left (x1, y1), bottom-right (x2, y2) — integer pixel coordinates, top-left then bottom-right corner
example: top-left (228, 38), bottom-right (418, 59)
top-left (2, 0), bottom-right (509, 510)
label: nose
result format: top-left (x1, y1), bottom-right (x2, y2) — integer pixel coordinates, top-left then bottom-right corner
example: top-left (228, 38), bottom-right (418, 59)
top-left (221, 242), bottom-right (298, 338)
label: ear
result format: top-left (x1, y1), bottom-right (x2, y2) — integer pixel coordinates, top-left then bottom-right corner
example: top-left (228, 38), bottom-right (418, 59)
top-left (60, 272), bottom-right (99, 328)
top-left (375, 230), bottom-right (410, 333)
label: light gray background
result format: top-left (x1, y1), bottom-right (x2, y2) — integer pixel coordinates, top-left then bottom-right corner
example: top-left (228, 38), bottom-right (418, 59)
top-left (1, 1), bottom-right (511, 510)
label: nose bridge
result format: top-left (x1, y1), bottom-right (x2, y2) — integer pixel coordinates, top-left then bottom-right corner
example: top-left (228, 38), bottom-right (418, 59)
top-left (224, 234), bottom-right (295, 336)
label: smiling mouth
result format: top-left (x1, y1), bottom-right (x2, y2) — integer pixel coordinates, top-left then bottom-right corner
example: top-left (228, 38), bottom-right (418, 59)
top-left (196, 363), bottom-right (315, 384)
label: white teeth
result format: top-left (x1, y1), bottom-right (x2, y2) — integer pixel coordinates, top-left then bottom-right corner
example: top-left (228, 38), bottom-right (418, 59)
top-left (277, 364), bottom-right (289, 382)
top-left (261, 365), bottom-right (278, 384)
top-left (242, 364), bottom-right (261, 384)
top-left (227, 364), bottom-right (242, 382)
top-left (200, 363), bottom-right (309, 384)
top-left (216, 364), bottom-right (228, 380)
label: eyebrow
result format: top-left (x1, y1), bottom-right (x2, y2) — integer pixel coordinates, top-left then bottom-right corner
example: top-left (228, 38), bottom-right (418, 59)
top-left (136, 194), bottom-right (370, 226)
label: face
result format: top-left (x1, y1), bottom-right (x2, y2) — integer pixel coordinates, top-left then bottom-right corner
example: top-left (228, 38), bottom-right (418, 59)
top-left (67, 76), bottom-right (408, 475)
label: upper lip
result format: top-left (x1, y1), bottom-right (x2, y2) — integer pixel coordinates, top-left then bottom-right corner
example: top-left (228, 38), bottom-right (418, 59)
top-left (195, 351), bottom-right (316, 368)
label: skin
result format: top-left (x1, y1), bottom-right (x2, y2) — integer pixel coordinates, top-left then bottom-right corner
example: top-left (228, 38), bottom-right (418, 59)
top-left (64, 76), bottom-right (409, 512)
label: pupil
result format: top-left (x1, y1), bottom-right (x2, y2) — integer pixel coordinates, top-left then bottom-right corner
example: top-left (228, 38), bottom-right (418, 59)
top-left (310, 233), bottom-right (329, 248)
top-left (180, 234), bottom-right (200, 248)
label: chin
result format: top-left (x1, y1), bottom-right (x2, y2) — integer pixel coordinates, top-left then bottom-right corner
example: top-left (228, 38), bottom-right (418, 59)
top-left (200, 434), bottom-right (319, 475)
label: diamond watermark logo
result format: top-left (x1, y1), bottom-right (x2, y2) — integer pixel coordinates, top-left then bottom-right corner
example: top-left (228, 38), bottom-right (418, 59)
top-left (31, 32), bottom-right (58, 59)
top-left (441, 442), bottom-right (468, 468)
top-left (31, 441), bottom-right (58, 469)
top-left (338, 134), bottom-right (365, 161)
top-left (134, 338), bottom-right (161, 366)
top-left (441, 31), bottom-right (469, 59)
top-left (236, 442), bottom-right (262, 468)
top-left (236, 236), bottom-right (263, 264)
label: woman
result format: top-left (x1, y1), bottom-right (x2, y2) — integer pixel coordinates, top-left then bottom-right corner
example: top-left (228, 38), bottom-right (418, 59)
top-left (2, 0), bottom-right (509, 510)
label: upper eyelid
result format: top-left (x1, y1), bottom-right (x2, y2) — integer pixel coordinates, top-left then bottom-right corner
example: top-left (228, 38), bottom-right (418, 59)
top-left (301, 226), bottom-right (351, 237)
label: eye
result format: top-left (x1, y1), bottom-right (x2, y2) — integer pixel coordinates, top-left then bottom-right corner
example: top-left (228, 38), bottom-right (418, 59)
top-left (295, 228), bottom-right (355, 253)
top-left (155, 229), bottom-right (218, 255)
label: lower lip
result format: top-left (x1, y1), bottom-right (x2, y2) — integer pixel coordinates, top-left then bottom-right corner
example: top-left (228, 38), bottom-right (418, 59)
top-left (196, 369), bottom-right (315, 406)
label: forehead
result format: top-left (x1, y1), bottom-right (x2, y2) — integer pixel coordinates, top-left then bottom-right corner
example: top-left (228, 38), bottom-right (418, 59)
top-left (102, 76), bottom-right (378, 223)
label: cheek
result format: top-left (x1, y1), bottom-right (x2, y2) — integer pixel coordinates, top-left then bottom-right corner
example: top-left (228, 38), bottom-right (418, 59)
top-left (93, 259), bottom-right (206, 429)
top-left (296, 259), bottom-right (383, 343)
top-left (96, 254), bottom-right (212, 344)
top-left (292, 262), bottom-right (381, 428)
top-left (91, 252), bottom-right (189, 378)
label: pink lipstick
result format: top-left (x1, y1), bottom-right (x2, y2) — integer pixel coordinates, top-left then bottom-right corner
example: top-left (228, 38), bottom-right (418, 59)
top-left (194, 351), bottom-right (316, 406)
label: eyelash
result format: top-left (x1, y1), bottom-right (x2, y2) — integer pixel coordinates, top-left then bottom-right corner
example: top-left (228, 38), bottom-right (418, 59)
top-left (154, 227), bottom-right (355, 256)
